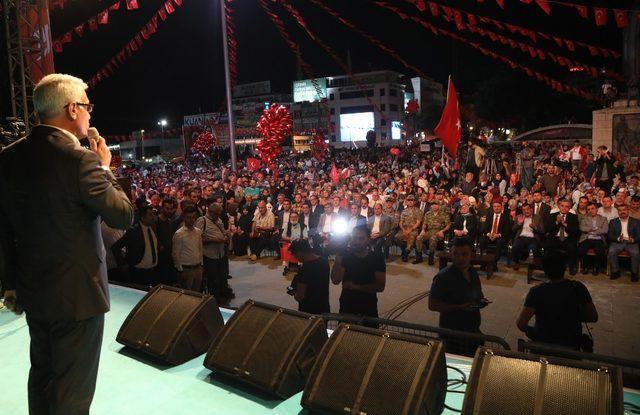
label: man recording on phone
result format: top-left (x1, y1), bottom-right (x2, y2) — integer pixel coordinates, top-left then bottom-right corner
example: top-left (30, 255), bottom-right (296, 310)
top-left (0, 74), bottom-right (133, 415)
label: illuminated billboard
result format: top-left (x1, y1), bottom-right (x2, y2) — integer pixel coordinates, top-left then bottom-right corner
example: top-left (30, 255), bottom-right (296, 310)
top-left (340, 112), bottom-right (374, 142)
top-left (293, 78), bottom-right (327, 102)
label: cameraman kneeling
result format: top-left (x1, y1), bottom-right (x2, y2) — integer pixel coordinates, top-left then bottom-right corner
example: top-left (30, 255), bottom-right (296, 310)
top-left (289, 239), bottom-right (330, 314)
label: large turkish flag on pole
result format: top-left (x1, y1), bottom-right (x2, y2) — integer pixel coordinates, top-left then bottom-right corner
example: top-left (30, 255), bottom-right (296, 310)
top-left (434, 76), bottom-right (461, 157)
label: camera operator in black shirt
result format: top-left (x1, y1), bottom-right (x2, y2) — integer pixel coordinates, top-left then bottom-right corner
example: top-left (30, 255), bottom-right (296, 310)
top-left (517, 250), bottom-right (598, 351)
top-left (288, 239), bottom-right (330, 314)
top-left (331, 225), bottom-right (386, 318)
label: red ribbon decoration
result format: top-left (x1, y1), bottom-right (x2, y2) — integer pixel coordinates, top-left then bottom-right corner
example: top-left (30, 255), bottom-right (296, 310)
top-left (310, 132), bottom-right (329, 161)
top-left (191, 131), bottom-right (215, 156)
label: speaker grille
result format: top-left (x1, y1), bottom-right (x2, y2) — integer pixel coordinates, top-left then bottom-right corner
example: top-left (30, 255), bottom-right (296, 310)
top-left (463, 349), bottom-right (622, 415)
top-left (117, 285), bottom-right (223, 364)
top-left (303, 324), bottom-right (447, 415)
top-left (204, 300), bottom-right (328, 397)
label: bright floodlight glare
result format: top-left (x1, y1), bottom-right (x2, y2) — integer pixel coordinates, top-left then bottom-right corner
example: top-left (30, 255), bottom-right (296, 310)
top-left (333, 218), bottom-right (349, 235)
top-left (158, 119), bottom-right (167, 126)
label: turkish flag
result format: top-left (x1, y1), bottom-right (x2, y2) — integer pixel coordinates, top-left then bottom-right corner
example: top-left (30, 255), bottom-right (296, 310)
top-left (412, 0), bottom-right (426, 11)
top-left (88, 18), bottom-right (98, 31)
top-left (109, 1), bottom-right (121, 11)
top-left (434, 77), bottom-right (461, 158)
top-left (495, 0), bottom-right (504, 9)
top-left (535, 0), bottom-right (550, 15)
top-left (330, 165), bottom-right (340, 184)
top-left (74, 24), bottom-right (84, 37)
top-left (594, 7), bottom-right (606, 26)
top-left (614, 10), bottom-right (628, 28)
top-left (126, 0), bottom-right (138, 10)
top-left (247, 158), bottom-right (261, 171)
top-left (61, 31), bottom-right (73, 43)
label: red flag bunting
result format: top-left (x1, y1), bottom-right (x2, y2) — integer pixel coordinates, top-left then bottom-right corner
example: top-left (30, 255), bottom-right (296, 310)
top-left (174, 0), bottom-right (182, 5)
top-left (98, 10), bottom-right (109, 25)
top-left (434, 77), bottom-right (461, 157)
top-left (74, 24), bottom-right (84, 37)
top-left (564, 39), bottom-right (575, 51)
top-left (53, 41), bottom-right (63, 53)
top-left (88, 18), bottom-right (98, 31)
top-left (534, 0), bottom-right (550, 15)
top-left (61, 31), bottom-right (73, 43)
top-left (126, 0), bottom-right (138, 10)
top-left (109, 1), bottom-right (121, 11)
top-left (495, 0), bottom-right (504, 9)
top-left (158, 8), bottom-right (167, 20)
top-left (614, 10), bottom-right (628, 28)
top-left (594, 7), bottom-right (606, 26)
top-left (467, 13), bottom-right (476, 26)
top-left (575, 5), bottom-right (587, 19)
top-left (165, 0), bottom-right (175, 14)
top-left (428, 2), bottom-right (438, 16)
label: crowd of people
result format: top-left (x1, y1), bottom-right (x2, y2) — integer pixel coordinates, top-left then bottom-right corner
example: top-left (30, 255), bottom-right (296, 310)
top-left (101, 139), bottom-right (639, 352)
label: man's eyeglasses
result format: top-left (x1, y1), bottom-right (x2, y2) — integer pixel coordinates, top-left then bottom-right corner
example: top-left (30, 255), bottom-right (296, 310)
top-left (65, 102), bottom-right (94, 113)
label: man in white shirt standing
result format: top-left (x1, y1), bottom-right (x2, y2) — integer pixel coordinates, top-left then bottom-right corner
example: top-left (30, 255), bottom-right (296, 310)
top-left (172, 205), bottom-right (203, 291)
top-left (197, 202), bottom-right (234, 300)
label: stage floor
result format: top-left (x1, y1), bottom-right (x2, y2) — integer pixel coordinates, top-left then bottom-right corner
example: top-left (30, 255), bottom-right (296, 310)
top-left (1, 285), bottom-right (638, 414)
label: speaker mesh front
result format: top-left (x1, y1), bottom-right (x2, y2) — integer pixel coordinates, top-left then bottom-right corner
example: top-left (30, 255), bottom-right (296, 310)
top-left (243, 313), bottom-right (309, 387)
top-left (359, 339), bottom-right (433, 414)
top-left (476, 356), bottom-right (540, 414)
top-left (210, 306), bottom-right (275, 371)
top-left (542, 365), bottom-right (609, 415)
top-left (468, 352), bottom-right (617, 415)
top-left (120, 289), bottom-right (178, 344)
top-left (145, 294), bottom-right (202, 355)
top-left (311, 330), bottom-right (380, 412)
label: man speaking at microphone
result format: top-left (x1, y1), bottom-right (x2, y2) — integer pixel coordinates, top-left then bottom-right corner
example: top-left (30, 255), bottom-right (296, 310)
top-left (0, 74), bottom-right (133, 415)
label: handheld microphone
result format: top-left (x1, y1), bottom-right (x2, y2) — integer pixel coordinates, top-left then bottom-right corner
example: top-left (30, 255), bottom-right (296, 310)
top-left (87, 127), bottom-right (100, 142)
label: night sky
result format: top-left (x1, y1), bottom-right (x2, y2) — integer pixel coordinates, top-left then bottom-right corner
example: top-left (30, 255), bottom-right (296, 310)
top-left (0, 0), bottom-right (628, 135)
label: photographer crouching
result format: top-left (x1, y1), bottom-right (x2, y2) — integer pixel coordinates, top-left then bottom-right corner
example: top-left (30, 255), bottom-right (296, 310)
top-left (331, 225), bottom-right (386, 319)
top-left (287, 239), bottom-right (330, 314)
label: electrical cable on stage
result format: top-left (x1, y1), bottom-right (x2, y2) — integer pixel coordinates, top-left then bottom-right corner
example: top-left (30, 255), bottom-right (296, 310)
top-left (444, 364), bottom-right (468, 413)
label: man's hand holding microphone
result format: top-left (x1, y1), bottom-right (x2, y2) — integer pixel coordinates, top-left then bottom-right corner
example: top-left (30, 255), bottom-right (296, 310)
top-left (87, 127), bottom-right (112, 168)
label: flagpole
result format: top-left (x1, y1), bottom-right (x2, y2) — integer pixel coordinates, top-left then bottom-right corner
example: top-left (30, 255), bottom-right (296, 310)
top-left (220, 0), bottom-right (238, 172)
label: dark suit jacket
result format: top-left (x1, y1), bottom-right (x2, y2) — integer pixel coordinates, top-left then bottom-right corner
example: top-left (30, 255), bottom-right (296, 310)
top-left (347, 215), bottom-right (367, 229)
top-left (607, 217), bottom-right (640, 243)
top-left (275, 209), bottom-right (293, 230)
top-left (111, 223), bottom-right (157, 267)
top-left (512, 214), bottom-right (545, 240)
top-left (308, 205), bottom-right (322, 230)
top-left (367, 214), bottom-right (393, 238)
top-left (0, 125), bottom-right (133, 320)
top-left (532, 202), bottom-right (551, 218)
top-left (452, 214), bottom-right (479, 242)
top-left (481, 212), bottom-right (512, 239)
top-left (544, 212), bottom-right (580, 241)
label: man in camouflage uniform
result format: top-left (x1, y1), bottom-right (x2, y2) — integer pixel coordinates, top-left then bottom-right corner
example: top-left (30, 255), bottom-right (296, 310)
top-left (416, 202), bottom-right (451, 265)
top-left (395, 195), bottom-right (422, 262)
top-left (384, 197), bottom-right (400, 230)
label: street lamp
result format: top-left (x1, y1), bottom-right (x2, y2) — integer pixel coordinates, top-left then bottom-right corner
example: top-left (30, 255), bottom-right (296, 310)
top-left (158, 119), bottom-right (168, 155)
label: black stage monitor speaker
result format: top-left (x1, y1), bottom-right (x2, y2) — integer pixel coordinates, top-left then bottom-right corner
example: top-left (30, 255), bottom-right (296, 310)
top-left (203, 300), bottom-right (327, 399)
top-left (117, 285), bottom-right (224, 365)
top-left (462, 347), bottom-right (624, 415)
top-left (301, 323), bottom-right (447, 415)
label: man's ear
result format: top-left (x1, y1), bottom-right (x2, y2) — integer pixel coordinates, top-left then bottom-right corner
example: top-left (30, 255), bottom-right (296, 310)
top-left (66, 102), bottom-right (77, 120)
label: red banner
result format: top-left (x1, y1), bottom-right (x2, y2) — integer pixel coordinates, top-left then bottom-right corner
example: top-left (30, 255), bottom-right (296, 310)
top-left (20, 6), bottom-right (55, 83)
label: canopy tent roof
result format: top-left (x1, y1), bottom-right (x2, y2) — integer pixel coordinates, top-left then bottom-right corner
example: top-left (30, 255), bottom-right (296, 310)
top-left (513, 124), bottom-right (592, 142)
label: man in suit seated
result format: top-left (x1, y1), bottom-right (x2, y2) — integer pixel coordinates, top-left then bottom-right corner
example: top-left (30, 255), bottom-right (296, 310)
top-left (578, 202), bottom-right (608, 275)
top-left (452, 202), bottom-right (478, 243)
top-left (112, 204), bottom-right (159, 285)
top-left (544, 198), bottom-right (580, 275)
top-left (368, 203), bottom-right (393, 257)
top-left (510, 203), bottom-right (544, 270)
top-left (531, 190), bottom-right (551, 218)
top-left (346, 203), bottom-right (368, 232)
top-left (607, 204), bottom-right (640, 281)
top-left (479, 201), bottom-right (511, 265)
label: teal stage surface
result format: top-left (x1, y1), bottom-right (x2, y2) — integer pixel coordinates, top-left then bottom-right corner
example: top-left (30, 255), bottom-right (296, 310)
top-left (1, 285), bottom-right (639, 414)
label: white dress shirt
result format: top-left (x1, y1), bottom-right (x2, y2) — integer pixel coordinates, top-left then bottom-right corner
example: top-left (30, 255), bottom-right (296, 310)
top-left (520, 217), bottom-right (534, 238)
top-left (372, 215), bottom-right (381, 234)
top-left (322, 214), bottom-right (333, 233)
top-left (620, 218), bottom-right (629, 240)
top-left (136, 223), bottom-right (158, 269)
top-left (172, 226), bottom-right (203, 271)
